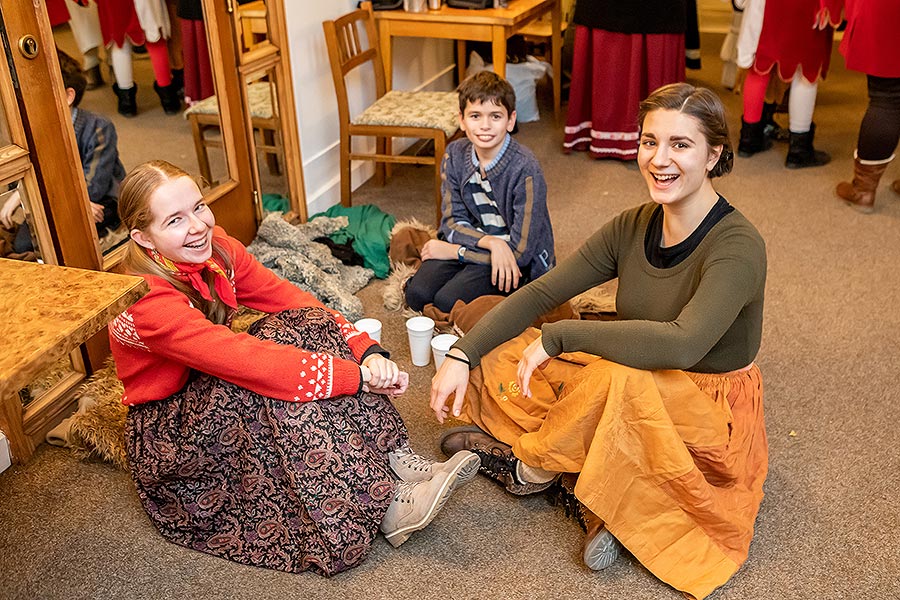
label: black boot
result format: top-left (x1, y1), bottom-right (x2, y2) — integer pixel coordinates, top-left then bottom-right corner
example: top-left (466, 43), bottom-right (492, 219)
top-left (154, 81), bottom-right (182, 115)
top-left (785, 123), bottom-right (830, 169)
top-left (84, 64), bottom-right (104, 90)
top-left (112, 82), bottom-right (137, 117)
top-left (170, 68), bottom-right (185, 100)
top-left (762, 102), bottom-right (789, 142)
top-left (737, 118), bottom-right (772, 157)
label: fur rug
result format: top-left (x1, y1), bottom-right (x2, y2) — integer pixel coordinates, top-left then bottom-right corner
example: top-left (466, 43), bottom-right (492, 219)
top-left (248, 213), bottom-right (373, 321)
top-left (57, 309), bottom-right (267, 470)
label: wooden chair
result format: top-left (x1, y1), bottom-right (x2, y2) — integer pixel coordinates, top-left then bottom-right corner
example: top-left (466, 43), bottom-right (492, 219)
top-left (323, 1), bottom-right (459, 224)
top-left (184, 81), bottom-right (283, 185)
top-left (519, 0), bottom-right (575, 86)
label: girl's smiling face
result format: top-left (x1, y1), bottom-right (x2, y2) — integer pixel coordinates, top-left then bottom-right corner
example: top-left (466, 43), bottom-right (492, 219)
top-left (130, 176), bottom-right (215, 263)
top-left (638, 109), bottom-right (722, 208)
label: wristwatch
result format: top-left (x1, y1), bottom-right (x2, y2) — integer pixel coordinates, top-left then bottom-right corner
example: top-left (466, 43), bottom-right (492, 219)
top-left (457, 245), bottom-right (467, 262)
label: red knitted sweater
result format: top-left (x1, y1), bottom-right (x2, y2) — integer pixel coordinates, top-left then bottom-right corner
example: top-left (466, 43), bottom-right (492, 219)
top-left (109, 228), bottom-right (372, 405)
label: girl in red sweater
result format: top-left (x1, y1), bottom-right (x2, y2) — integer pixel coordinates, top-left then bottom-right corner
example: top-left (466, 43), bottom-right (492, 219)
top-left (110, 160), bottom-right (479, 575)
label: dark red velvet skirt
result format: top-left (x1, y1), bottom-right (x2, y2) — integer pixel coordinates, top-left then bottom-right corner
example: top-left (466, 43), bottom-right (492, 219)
top-left (564, 26), bottom-right (685, 161)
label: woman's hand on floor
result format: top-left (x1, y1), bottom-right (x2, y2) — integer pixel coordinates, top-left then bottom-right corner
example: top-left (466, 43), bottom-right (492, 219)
top-left (430, 350), bottom-right (470, 423)
top-left (517, 334), bottom-right (551, 398)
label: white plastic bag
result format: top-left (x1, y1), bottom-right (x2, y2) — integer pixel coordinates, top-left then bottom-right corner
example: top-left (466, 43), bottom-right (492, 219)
top-left (464, 51), bottom-right (551, 123)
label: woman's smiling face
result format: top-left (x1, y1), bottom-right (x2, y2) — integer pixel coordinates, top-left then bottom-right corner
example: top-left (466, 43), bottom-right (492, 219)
top-left (130, 175), bottom-right (216, 263)
top-left (638, 109), bottom-right (722, 208)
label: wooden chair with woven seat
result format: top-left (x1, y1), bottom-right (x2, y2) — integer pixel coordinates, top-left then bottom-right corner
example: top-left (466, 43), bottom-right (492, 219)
top-left (323, 1), bottom-right (460, 225)
top-left (184, 81), bottom-right (283, 186)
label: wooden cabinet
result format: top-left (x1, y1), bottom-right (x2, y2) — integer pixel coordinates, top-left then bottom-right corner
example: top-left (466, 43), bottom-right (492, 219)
top-left (0, 0), bottom-right (303, 460)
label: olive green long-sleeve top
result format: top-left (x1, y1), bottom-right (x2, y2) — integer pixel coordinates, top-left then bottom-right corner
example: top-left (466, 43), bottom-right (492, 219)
top-left (454, 202), bottom-right (767, 373)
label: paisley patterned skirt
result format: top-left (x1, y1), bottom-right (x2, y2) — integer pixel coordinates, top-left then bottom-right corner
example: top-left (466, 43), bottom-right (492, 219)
top-left (125, 307), bottom-right (409, 576)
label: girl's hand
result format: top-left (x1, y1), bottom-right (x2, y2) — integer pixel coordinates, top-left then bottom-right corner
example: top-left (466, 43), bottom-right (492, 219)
top-left (430, 350), bottom-right (470, 423)
top-left (367, 371), bottom-right (409, 396)
top-left (516, 334), bottom-right (552, 398)
top-left (362, 354), bottom-right (400, 390)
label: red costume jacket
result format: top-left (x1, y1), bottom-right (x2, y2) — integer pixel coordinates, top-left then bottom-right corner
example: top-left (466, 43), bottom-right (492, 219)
top-left (840, 0), bottom-right (900, 78)
top-left (110, 228), bottom-right (374, 405)
top-left (754, 0), bottom-right (844, 82)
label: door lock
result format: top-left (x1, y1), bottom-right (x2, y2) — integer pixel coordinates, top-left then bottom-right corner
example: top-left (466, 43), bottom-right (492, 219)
top-left (18, 35), bottom-right (39, 60)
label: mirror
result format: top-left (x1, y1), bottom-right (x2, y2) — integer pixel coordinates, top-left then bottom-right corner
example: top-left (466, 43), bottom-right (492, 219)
top-left (244, 66), bottom-right (289, 208)
top-left (238, 0), bottom-right (271, 55)
top-left (0, 177), bottom-right (49, 262)
top-left (18, 352), bottom-right (84, 410)
top-left (0, 100), bottom-right (10, 146)
top-left (50, 0), bottom-right (228, 258)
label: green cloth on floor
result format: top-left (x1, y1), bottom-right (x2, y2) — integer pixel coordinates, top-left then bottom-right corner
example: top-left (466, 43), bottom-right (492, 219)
top-left (311, 204), bottom-right (396, 279)
top-left (262, 193), bottom-right (290, 213)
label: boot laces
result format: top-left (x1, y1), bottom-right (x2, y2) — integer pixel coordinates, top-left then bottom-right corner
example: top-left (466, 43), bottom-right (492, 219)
top-left (396, 451), bottom-right (433, 473)
top-left (470, 445), bottom-right (518, 482)
top-left (393, 480), bottom-right (419, 503)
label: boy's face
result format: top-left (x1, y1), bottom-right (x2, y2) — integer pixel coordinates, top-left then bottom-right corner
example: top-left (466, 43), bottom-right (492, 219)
top-left (459, 99), bottom-right (517, 163)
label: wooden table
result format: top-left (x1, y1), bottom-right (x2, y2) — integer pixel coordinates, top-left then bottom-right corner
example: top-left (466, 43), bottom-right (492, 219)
top-left (374, 0), bottom-right (562, 120)
top-left (0, 259), bottom-right (147, 463)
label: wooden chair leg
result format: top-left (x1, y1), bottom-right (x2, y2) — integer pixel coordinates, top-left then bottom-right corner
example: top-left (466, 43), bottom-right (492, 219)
top-left (433, 132), bottom-right (446, 226)
top-left (190, 117), bottom-right (213, 185)
top-left (385, 137), bottom-right (393, 179)
top-left (375, 136), bottom-right (386, 186)
top-left (262, 127), bottom-right (281, 175)
top-left (340, 134), bottom-right (352, 207)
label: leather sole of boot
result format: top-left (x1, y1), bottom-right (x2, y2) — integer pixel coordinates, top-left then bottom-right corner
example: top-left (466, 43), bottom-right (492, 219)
top-left (583, 527), bottom-right (622, 571)
top-left (382, 464), bottom-right (460, 548)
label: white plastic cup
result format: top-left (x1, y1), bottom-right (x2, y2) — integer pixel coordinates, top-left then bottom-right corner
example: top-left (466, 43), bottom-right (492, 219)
top-left (431, 333), bottom-right (459, 370)
top-left (354, 318), bottom-right (382, 344)
top-left (406, 316), bottom-right (435, 366)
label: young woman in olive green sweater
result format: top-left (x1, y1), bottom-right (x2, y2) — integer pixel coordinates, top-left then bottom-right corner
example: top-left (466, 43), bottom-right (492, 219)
top-left (430, 83), bottom-right (768, 600)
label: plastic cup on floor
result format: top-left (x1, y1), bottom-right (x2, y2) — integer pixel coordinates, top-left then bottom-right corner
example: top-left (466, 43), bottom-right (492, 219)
top-left (354, 318), bottom-right (382, 343)
top-left (406, 316), bottom-right (435, 366)
top-left (431, 333), bottom-right (459, 370)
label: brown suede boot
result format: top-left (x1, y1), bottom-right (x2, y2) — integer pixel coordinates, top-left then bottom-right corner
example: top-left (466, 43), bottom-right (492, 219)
top-left (892, 179), bottom-right (900, 196)
top-left (835, 154), bottom-right (891, 213)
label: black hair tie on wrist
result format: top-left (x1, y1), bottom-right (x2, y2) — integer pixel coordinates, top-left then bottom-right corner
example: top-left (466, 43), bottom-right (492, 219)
top-left (443, 353), bottom-right (470, 366)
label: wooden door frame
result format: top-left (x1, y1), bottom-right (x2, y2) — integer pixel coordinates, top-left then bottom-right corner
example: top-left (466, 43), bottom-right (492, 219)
top-left (1, 0), bottom-right (100, 270)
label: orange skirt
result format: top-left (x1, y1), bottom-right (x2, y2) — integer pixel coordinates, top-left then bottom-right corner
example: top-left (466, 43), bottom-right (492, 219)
top-left (461, 328), bottom-right (768, 600)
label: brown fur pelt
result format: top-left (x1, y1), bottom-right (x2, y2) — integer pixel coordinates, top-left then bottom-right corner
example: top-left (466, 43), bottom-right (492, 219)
top-left (67, 357), bottom-right (128, 468)
top-left (65, 307), bottom-right (267, 469)
top-left (382, 262), bottom-right (418, 312)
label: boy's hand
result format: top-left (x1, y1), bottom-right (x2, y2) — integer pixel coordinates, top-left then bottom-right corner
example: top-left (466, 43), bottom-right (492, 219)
top-left (1, 191), bottom-right (22, 229)
top-left (483, 236), bottom-right (520, 293)
top-left (421, 239), bottom-right (459, 261)
top-left (89, 202), bottom-right (105, 223)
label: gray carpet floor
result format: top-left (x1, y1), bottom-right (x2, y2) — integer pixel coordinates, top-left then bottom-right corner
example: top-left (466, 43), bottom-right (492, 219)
top-left (2, 34), bottom-right (898, 600)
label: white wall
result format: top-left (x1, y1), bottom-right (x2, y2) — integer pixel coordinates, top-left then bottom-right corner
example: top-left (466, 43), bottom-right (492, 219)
top-left (284, 2), bottom-right (456, 216)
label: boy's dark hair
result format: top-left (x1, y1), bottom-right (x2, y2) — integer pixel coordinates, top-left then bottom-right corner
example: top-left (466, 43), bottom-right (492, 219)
top-left (56, 49), bottom-right (87, 108)
top-left (457, 71), bottom-right (516, 116)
